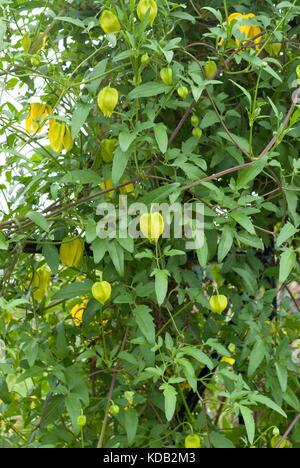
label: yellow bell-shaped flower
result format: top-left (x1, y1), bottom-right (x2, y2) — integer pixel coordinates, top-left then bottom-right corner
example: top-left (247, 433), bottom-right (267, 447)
top-left (49, 121), bottom-right (73, 152)
top-left (185, 434), bottom-right (201, 448)
top-left (100, 138), bottom-right (117, 163)
top-left (59, 237), bottom-right (84, 267)
top-left (99, 10), bottom-right (121, 34)
top-left (97, 87), bottom-right (119, 118)
top-left (137, 0), bottom-right (157, 26)
top-left (140, 212), bottom-right (164, 242)
top-left (92, 281), bottom-right (111, 305)
top-left (209, 294), bottom-right (228, 314)
top-left (71, 298), bottom-right (88, 326)
top-left (25, 102), bottom-right (52, 133)
top-left (219, 12), bottom-right (262, 51)
top-left (30, 265), bottom-right (51, 302)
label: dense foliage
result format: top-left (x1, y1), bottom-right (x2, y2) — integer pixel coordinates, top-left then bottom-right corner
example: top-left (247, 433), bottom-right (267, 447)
top-left (0, 0), bottom-right (299, 448)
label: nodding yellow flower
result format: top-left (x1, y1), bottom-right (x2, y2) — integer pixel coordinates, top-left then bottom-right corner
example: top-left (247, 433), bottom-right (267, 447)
top-left (60, 237), bottom-right (84, 267)
top-left (97, 87), bottom-right (119, 118)
top-left (29, 265), bottom-right (51, 302)
top-left (71, 299), bottom-right (88, 326)
top-left (25, 103), bottom-right (52, 133)
top-left (49, 120), bottom-right (73, 153)
top-left (137, 0), bottom-right (158, 26)
top-left (209, 294), bottom-right (228, 314)
top-left (92, 281), bottom-right (112, 305)
top-left (219, 12), bottom-right (262, 51)
top-left (140, 212), bottom-right (164, 242)
top-left (99, 10), bottom-right (121, 34)
top-left (100, 138), bottom-right (118, 163)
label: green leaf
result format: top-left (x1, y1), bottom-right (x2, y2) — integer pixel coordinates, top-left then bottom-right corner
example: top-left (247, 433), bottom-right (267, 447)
top-left (42, 244), bottom-right (60, 275)
top-left (27, 211), bottom-right (50, 232)
top-left (133, 305), bottom-right (155, 345)
top-left (71, 102), bottom-right (93, 138)
top-left (127, 82), bottom-right (170, 99)
top-left (181, 347), bottom-right (214, 370)
top-left (52, 280), bottom-right (93, 300)
top-left (196, 236), bottom-right (208, 267)
top-left (161, 384), bottom-right (177, 421)
top-left (251, 394), bottom-right (287, 417)
top-left (112, 147), bottom-right (131, 186)
top-left (237, 156), bottom-right (268, 190)
top-left (65, 393), bottom-right (81, 432)
top-left (205, 338), bottom-right (232, 358)
top-left (279, 250), bottom-right (296, 283)
top-left (0, 376), bottom-right (10, 404)
top-left (240, 406), bottom-right (255, 445)
top-left (0, 232), bottom-right (8, 251)
top-left (154, 123), bottom-right (168, 154)
top-left (124, 407), bottom-right (139, 446)
top-left (201, 7), bottom-right (222, 22)
top-left (119, 131), bottom-right (136, 152)
top-left (210, 431), bottom-right (235, 448)
top-left (275, 362), bottom-right (287, 392)
top-left (139, 183), bottom-right (180, 205)
top-left (230, 211), bottom-right (256, 235)
top-left (60, 169), bottom-right (102, 186)
top-left (85, 59), bottom-right (108, 93)
top-left (91, 238), bottom-right (107, 264)
top-left (248, 339), bottom-right (266, 377)
top-left (276, 222), bottom-right (298, 247)
top-left (233, 267), bottom-right (257, 295)
top-left (177, 358), bottom-right (197, 392)
top-left (55, 321), bottom-right (68, 359)
top-left (106, 240), bottom-right (124, 276)
top-left (236, 231), bottom-right (264, 250)
top-left (153, 269), bottom-right (169, 306)
top-left (218, 226), bottom-right (234, 263)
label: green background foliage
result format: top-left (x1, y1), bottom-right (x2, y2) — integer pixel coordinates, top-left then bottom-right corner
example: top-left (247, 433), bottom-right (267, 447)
top-left (0, 0), bottom-right (299, 448)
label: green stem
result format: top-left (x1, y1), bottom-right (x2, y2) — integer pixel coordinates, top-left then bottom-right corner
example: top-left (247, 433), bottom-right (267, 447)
top-left (100, 305), bottom-right (108, 363)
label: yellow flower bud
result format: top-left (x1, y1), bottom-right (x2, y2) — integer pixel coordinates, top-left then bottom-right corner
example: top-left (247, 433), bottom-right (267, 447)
top-left (137, 0), bottom-right (158, 26)
top-left (192, 127), bottom-right (202, 139)
top-left (177, 86), bottom-right (188, 99)
top-left (97, 87), bottom-right (119, 118)
top-left (140, 212), bottom-right (164, 242)
top-left (92, 281), bottom-right (112, 305)
top-left (99, 10), bottom-right (121, 34)
top-left (160, 67), bottom-right (173, 85)
top-left (204, 61), bottom-right (218, 80)
top-left (100, 138), bottom-right (117, 163)
top-left (59, 237), bottom-right (84, 267)
top-left (209, 294), bottom-right (228, 314)
top-left (185, 434), bottom-right (201, 448)
top-left (30, 265), bottom-right (51, 302)
top-left (77, 415), bottom-right (86, 427)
